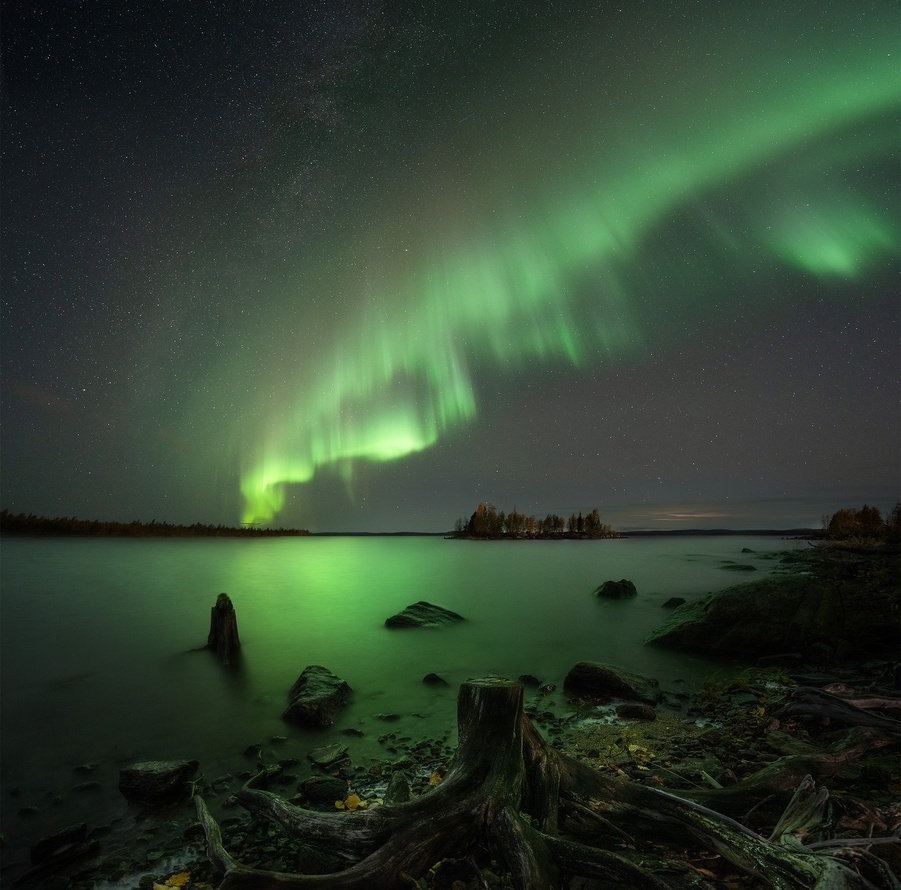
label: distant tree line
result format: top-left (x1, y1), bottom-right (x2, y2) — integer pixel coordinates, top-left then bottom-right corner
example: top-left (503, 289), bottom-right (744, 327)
top-left (0, 510), bottom-right (310, 538)
top-left (454, 503), bottom-right (619, 539)
top-left (820, 503), bottom-right (900, 544)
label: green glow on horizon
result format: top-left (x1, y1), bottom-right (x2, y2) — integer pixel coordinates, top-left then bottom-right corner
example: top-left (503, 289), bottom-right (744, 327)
top-left (240, 10), bottom-right (898, 525)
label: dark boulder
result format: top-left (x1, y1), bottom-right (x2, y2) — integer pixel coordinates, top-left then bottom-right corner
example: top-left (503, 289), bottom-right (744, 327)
top-left (644, 570), bottom-right (898, 661)
top-left (719, 562), bottom-right (757, 572)
top-left (385, 601), bottom-right (465, 628)
top-left (422, 672), bottom-right (449, 686)
top-left (662, 597), bottom-right (687, 608)
top-left (118, 760), bottom-right (199, 807)
top-left (593, 579), bottom-right (637, 599)
top-left (283, 665), bottom-right (352, 727)
top-left (615, 703), bottom-right (657, 721)
top-left (563, 662), bottom-right (661, 705)
top-left (30, 822), bottom-right (88, 865)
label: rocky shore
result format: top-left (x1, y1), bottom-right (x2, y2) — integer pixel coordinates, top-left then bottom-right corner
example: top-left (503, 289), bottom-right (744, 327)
top-left (4, 547), bottom-right (898, 889)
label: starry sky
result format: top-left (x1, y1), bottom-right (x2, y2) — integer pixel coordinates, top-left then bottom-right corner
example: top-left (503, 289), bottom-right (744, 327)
top-left (2, 1), bottom-right (898, 533)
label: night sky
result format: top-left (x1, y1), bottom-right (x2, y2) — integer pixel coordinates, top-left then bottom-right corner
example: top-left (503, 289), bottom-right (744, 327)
top-left (2, 1), bottom-right (898, 533)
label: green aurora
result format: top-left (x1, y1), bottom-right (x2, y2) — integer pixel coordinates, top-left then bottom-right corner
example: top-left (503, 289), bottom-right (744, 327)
top-left (239, 4), bottom-right (898, 526)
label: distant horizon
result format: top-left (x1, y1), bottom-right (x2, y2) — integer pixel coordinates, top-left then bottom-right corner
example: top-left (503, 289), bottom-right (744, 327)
top-left (3, 494), bottom-right (897, 537)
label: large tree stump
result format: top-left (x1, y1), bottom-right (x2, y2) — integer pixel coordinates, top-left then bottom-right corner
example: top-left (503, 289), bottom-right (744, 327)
top-left (207, 593), bottom-right (240, 665)
top-left (194, 678), bottom-right (895, 889)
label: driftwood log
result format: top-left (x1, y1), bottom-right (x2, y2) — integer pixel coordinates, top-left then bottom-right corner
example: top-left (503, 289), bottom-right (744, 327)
top-left (207, 593), bottom-right (241, 665)
top-left (194, 678), bottom-right (898, 889)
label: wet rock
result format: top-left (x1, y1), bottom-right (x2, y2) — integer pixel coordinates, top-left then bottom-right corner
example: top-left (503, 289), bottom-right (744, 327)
top-left (373, 713), bottom-right (401, 722)
top-left (308, 743), bottom-right (348, 768)
top-left (298, 775), bottom-right (347, 805)
top-left (741, 548), bottom-right (755, 553)
top-left (593, 579), bottom-right (637, 599)
top-left (662, 597), bottom-right (687, 608)
top-left (615, 703), bottom-right (657, 721)
top-left (283, 665), bottom-right (352, 727)
top-left (118, 760), bottom-right (199, 807)
top-left (30, 823), bottom-right (88, 865)
top-left (71, 781), bottom-right (101, 792)
top-left (518, 674), bottom-right (542, 686)
top-left (720, 562), bottom-right (757, 572)
top-left (422, 673), bottom-right (449, 686)
top-left (564, 661), bottom-right (662, 705)
top-left (646, 575), bottom-right (835, 660)
top-left (385, 601), bottom-right (465, 628)
top-left (384, 770), bottom-right (412, 805)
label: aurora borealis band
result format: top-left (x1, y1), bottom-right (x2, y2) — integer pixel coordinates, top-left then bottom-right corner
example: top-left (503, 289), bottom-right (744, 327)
top-left (1, 1), bottom-right (898, 531)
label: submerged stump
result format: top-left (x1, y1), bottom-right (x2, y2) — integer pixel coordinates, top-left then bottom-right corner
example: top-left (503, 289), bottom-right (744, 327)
top-left (207, 593), bottom-right (240, 665)
top-left (194, 678), bottom-right (895, 889)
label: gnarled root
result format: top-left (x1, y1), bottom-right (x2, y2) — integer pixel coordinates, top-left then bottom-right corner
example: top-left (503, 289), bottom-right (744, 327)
top-left (195, 678), bottom-right (897, 889)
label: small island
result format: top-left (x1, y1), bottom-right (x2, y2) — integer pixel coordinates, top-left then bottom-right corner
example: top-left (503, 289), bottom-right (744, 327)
top-left (451, 503), bottom-right (621, 539)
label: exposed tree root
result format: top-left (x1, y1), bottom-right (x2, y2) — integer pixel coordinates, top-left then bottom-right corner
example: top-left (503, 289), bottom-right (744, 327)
top-left (194, 678), bottom-right (898, 889)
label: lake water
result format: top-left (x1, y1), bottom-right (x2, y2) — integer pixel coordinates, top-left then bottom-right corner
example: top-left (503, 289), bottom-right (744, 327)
top-left (0, 534), bottom-right (801, 869)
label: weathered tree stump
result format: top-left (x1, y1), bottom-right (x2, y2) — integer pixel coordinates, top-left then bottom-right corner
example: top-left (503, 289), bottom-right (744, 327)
top-left (207, 593), bottom-right (240, 665)
top-left (194, 678), bottom-right (896, 889)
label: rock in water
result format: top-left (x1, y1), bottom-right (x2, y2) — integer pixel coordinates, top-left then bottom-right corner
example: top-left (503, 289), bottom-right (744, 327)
top-left (644, 575), bottom-right (848, 659)
top-left (283, 665), bottom-right (352, 726)
top-left (385, 601), bottom-right (465, 628)
top-left (563, 662), bottom-right (661, 704)
top-left (593, 579), bottom-right (638, 599)
top-left (118, 760), bottom-right (199, 807)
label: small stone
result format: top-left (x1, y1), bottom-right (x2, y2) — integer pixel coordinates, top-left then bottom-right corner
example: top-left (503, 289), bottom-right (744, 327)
top-left (518, 674), bottom-right (542, 687)
top-left (308, 743), bottom-right (349, 768)
top-left (72, 781), bottom-right (101, 792)
top-left (662, 597), bottom-right (687, 608)
top-left (270, 735), bottom-right (288, 744)
top-left (373, 713), bottom-right (401, 722)
top-left (384, 770), bottom-right (412, 805)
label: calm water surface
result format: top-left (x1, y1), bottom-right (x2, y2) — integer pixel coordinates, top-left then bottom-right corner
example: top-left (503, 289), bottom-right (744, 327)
top-left (0, 534), bottom-right (800, 865)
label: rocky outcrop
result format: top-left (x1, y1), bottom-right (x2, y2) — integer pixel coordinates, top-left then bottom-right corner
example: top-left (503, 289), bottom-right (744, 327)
top-left (385, 601), bottom-right (465, 628)
top-left (644, 557), bottom-right (898, 662)
top-left (118, 759), bottom-right (199, 807)
top-left (563, 661), bottom-right (661, 705)
top-left (283, 665), bottom-right (352, 727)
top-left (593, 579), bottom-right (637, 599)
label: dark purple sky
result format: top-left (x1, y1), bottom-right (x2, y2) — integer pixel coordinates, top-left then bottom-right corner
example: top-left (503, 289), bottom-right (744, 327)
top-left (2, 0), bottom-right (898, 531)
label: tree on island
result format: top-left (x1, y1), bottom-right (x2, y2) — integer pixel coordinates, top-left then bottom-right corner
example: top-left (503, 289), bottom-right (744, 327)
top-left (820, 502), bottom-right (900, 545)
top-left (456, 503), bottom-right (618, 539)
top-left (0, 510), bottom-right (310, 538)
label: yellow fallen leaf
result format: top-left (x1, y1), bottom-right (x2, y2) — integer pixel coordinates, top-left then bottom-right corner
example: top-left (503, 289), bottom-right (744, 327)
top-left (344, 792), bottom-right (362, 811)
top-left (153, 884), bottom-right (168, 890)
top-left (428, 771), bottom-right (442, 786)
top-left (166, 874), bottom-right (191, 888)
top-left (335, 799), bottom-right (345, 809)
